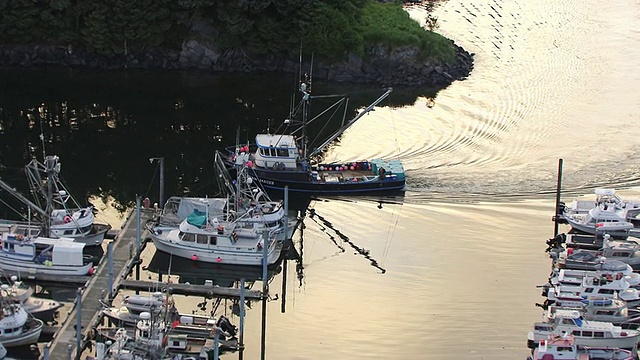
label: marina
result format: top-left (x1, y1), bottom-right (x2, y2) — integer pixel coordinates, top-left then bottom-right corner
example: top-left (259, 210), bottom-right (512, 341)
top-left (2, 1), bottom-right (640, 359)
top-left (2, 200), bottom-right (285, 360)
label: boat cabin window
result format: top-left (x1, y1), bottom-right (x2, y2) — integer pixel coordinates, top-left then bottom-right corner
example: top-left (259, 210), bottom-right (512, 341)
top-left (180, 232), bottom-right (195, 242)
top-left (572, 330), bottom-right (604, 338)
top-left (209, 236), bottom-right (217, 245)
top-left (534, 324), bottom-right (553, 331)
top-left (594, 310), bottom-right (616, 315)
top-left (64, 229), bottom-right (75, 235)
top-left (556, 346), bottom-right (573, 352)
top-left (81, 225), bottom-right (92, 233)
top-left (583, 288), bottom-right (594, 293)
top-left (597, 289), bottom-right (615, 295)
top-left (3, 242), bottom-right (14, 251)
top-left (196, 234), bottom-right (208, 245)
top-left (259, 147), bottom-right (289, 157)
top-left (35, 243), bottom-right (51, 251)
top-left (611, 251), bottom-right (631, 257)
top-left (562, 319), bottom-right (577, 325)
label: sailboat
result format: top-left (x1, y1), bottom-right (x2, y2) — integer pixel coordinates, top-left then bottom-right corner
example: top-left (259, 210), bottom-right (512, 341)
top-left (222, 74), bottom-right (406, 196)
top-left (0, 155), bottom-right (111, 246)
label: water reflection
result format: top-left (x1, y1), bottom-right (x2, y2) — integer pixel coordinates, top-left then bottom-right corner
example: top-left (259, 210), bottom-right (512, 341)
top-left (142, 248), bottom-right (282, 288)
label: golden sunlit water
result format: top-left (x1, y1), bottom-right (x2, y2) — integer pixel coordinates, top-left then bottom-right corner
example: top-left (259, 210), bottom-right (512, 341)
top-left (2, 1), bottom-right (640, 359)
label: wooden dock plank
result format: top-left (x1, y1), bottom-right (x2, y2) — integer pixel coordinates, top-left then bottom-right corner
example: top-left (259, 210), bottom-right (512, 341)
top-left (119, 279), bottom-right (263, 300)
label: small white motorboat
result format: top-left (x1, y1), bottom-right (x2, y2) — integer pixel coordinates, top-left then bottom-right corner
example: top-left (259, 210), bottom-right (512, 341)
top-left (527, 333), bottom-right (635, 360)
top-left (528, 308), bottom-right (640, 350)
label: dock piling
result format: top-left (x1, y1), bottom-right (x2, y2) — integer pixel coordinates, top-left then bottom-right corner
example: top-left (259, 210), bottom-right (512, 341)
top-left (240, 278), bottom-right (245, 350)
top-left (75, 287), bottom-right (82, 354)
top-left (136, 195), bottom-right (141, 256)
top-left (554, 158), bottom-right (564, 237)
top-left (107, 241), bottom-right (114, 301)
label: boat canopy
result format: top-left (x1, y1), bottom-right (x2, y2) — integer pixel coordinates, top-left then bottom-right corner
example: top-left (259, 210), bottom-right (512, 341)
top-left (595, 188), bottom-right (616, 196)
top-left (167, 197), bottom-right (227, 221)
top-left (186, 209), bottom-right (207, 228)
top-left (255, 134), bottom-right (297, 150)
top-left (52, 240), bottom-right (85, 265)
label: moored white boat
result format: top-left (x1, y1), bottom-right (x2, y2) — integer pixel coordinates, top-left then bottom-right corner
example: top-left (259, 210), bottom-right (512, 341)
top-left (527, 308), bottom-right (640, 349)
top-left (559, 188), bottom-right (640, 225)
top-left (0, 232), bottom-right (94, 276)
top-left (547, 299), bottom-right (640, 329)
top-left (557, 237), bottom-right (640, 271)
top-left (546, 277), bottom-right (640, 308)
top-left (0, 283), bottom-right (62, 322)
top-left (559, 190), bottom-right (636, 237)
top-left (149, 216), bottom-right (283, 266)
top-left (549, 267), bottom-right (640, 288)
top-left (0, 155), bottom-right (111, 246)
top-left (527, 334), bottom-right (635, 360)
top-left (0, 302), bottom-right (43, 348)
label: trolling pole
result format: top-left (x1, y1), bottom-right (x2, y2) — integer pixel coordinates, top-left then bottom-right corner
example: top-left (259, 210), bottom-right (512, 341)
top-left (308, 87), bottom-right (393, 159)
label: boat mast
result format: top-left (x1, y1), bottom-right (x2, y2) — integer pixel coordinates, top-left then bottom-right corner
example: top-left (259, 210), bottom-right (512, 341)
top-left (0, 179), bottom-right (48, 218)
top-left (300, 76), bottom-right (311, 160)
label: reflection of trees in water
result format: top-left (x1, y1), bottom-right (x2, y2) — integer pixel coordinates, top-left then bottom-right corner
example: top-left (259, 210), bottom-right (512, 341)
top-left (0, 69), bottom-right (432, 215)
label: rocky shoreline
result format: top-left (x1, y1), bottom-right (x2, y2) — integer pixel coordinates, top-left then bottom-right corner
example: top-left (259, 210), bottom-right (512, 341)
top-left (0, 39), bottom-right (473, 88)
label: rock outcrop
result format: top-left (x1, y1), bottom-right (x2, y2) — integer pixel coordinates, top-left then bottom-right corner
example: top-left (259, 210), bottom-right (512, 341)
top-left (0, 39), bottom-right (473, 88)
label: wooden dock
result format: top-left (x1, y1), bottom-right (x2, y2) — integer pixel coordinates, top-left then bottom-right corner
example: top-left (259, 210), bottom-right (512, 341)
top-left (44, 208), bottom-right (153, 360)
top-left (119, 279), bottom-right (262, 300)
top-left (42, 204), bottom-right (272, 360)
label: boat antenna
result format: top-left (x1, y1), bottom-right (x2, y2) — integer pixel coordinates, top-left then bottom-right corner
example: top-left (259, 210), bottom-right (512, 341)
top-left (38, 111), bottom-right (47, 162)
top-left (300, 53), bottom-right (313, 160)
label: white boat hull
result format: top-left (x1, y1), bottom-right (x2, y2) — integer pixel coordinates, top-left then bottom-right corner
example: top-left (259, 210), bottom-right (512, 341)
top-left (0, 318), bottom-right (43, 347)
top-left (68, 223), bottom-right (111, 246)
top-left (0, 256), bottom-right (92, 276)
top-left (151, 235), bottom-right (283, 266)
top-left (528, 330), bottom-right (640, 349)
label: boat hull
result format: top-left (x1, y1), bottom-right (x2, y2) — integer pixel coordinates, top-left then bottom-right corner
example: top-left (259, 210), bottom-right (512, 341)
top-left (527, 330), bottom-right (640, 350)
top-left (150, 235), bottom-right (283, 266)
top-left (23, 297), bottom-right (64, 322)
top-left (0, 256), bottom-right (93, 276)
top-left (249, 167), bottom-right (405, 195)
top-left (0, 318), bottom-right (43, 347)
top-left (72, 223), bottom-right (111, 246)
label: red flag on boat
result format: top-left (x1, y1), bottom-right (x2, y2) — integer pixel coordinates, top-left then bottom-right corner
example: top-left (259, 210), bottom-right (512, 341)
top-left (171, 320), bottom-right (180, 329)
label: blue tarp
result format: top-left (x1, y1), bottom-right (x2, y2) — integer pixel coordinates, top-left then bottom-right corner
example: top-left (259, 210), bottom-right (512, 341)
top-left (186, 209), bottom-right (207, 228)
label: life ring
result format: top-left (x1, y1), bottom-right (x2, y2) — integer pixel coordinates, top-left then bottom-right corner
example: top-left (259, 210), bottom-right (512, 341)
top-left (64, 215), bottom-right (72, 223)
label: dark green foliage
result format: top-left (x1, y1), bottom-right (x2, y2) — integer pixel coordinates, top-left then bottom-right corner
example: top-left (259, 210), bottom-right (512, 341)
top-left (358, 1), bottom-right (454, 61)
top-left (0, 0), bottom-right (455, 63)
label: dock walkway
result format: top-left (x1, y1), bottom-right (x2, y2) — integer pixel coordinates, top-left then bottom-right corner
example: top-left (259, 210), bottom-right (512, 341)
top-left (44, 208), bottom-right (154, 360)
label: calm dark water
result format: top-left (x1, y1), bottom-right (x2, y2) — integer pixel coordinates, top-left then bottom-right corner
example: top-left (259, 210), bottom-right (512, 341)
top-left (2, 0), bottom-right (640, 359)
